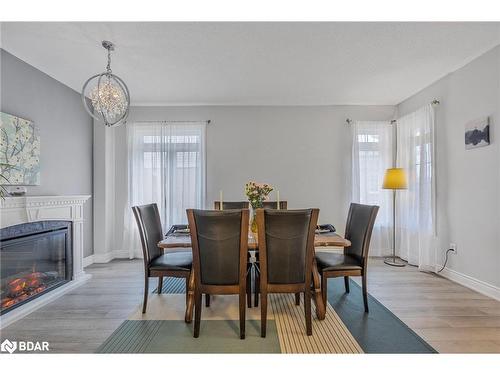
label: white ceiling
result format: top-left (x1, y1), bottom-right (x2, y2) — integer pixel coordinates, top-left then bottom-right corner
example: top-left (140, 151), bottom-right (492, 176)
top-left (1, 22), bottom-right (499, 106)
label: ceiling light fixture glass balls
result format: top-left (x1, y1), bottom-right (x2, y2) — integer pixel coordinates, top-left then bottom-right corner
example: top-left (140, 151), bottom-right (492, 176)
top-left (81, 40), bottom-right (130, 127)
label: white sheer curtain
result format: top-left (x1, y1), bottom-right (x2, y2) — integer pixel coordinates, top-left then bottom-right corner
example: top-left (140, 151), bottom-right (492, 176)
top-left (122, 121), bottom-right (207, 258)
top-left (396, 104), bottom-right (436, 271)
top-left (351, 121), bottom-right (393, 256)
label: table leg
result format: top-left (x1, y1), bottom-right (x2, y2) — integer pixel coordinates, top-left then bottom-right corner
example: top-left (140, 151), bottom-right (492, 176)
top-left (312, 258), bottom-right (326, 320)
top-left (184, 270), bottom-right (195, 323)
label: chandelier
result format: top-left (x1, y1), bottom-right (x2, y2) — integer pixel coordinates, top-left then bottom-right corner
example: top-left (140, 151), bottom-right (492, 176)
top-left (81, 41), bottom-right (130, 127)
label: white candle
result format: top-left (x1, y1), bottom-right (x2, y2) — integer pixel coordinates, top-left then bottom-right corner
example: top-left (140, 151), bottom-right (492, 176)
top-left (219, 190), bottom-right (223, 210)
top-left (276, 190), bottom-right (280, 209)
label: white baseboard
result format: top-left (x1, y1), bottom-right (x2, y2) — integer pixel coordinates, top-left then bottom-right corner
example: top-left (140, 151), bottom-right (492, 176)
top-left (439, 266), bottom-right (500, 301)
top-left (93, 249), bottom-right (133, 263)
top-left (112, 249), bottom-right (131, 259)
top-left (93, 251), bottom-right (114, 263)
top-left (83, 255), bottom-right (94, 268)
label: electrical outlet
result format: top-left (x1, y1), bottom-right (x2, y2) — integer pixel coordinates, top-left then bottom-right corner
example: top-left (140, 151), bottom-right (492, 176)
top-left (449, 242), bottom-right (457, 254)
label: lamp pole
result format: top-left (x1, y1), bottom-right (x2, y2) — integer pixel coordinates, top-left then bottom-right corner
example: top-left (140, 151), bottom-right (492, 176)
top-left (392, 189), bottom-right (396, 263)
top-left (384, 189), bottom-right (406, 267)
top-left (384, 182), bottom-right (406, 267)
top-left (383, 120), bottom-right (407, 267)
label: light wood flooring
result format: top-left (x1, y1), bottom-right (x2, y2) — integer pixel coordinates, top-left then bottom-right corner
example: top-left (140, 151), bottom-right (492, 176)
top-left (355, 260), bottom-right (500, 353)
top-left (1, 258), bottom-right (499, 353)
top-left (0, 260), bottom-right (145, 353)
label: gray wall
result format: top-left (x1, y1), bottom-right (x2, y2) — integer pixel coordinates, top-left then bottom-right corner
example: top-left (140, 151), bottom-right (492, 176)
top-left (110, 105), bottom-right (395, 251)
top-left (0, 49), bottom-right (94, 257)
top-left (398, 46), bottom-right (500, 288)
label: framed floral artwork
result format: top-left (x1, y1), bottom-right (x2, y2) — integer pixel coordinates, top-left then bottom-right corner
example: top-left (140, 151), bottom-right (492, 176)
top-left (0, 112), bottom-right (40, 185)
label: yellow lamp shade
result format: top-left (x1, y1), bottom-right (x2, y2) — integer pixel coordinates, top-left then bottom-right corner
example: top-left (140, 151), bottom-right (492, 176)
top-left (382, 168), bottom-right (408, 189)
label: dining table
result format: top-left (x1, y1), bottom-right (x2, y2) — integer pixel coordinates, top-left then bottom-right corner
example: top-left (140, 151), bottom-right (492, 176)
top-left (158, 229), bottom-right (351, 322)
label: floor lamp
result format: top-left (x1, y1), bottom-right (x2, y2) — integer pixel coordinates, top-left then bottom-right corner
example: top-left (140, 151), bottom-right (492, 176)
top-left (382, 167), bottom-right (408, 267)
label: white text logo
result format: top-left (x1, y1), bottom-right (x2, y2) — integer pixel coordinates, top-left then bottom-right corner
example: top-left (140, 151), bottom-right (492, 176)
top-left (0, 339), bottom-right (17, 354)
top-left (0, 339), bottom-right (49, 353)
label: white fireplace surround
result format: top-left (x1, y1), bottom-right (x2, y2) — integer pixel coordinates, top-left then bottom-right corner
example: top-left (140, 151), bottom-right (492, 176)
top-left (0, 195), bottom-right (91, 328)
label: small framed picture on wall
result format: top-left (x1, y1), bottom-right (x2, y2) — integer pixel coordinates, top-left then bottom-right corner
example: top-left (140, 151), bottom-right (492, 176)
top-left (465, 116), bottom-right (490, 150)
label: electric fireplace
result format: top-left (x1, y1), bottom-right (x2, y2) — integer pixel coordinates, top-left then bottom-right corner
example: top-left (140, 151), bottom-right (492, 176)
top-left (0, 221), bottom-right (73, 315)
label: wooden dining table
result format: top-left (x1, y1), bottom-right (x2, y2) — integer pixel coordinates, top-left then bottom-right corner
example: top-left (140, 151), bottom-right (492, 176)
top-left (158, 231), bottom-right (351, 322)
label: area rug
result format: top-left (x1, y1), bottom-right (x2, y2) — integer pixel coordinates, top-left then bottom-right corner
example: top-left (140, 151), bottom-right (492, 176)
top-left (97, 277), bottom-right (435, 354)
top-left (328, 278), bottom-right (437, 353)
top-left (97, 278), bottom-right (362, 354)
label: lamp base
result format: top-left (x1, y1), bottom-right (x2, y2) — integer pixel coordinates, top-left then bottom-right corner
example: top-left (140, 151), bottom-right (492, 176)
top-left (384, 256), bottom-right (407, 267)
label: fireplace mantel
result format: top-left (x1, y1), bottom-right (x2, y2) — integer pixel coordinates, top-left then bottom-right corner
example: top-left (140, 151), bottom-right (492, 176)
top-left (0, 195), bottom-right (91, 328)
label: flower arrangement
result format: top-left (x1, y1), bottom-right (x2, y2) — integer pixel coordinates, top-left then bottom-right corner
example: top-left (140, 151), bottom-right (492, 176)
top-left (245, 181), bottom-right (273, 209)
top-left (245, 181), bottom-right (273, 233)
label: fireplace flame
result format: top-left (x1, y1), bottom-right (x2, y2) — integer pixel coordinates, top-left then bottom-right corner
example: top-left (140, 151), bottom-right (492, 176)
top-left (1, 272), bottom-right (49, 310)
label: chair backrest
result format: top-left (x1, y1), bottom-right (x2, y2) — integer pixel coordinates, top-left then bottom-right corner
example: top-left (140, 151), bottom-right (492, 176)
top-left (344, 203), bottom-right (379, 263)
top-left (262, 201), bottom-right (288, 210)
top-left (213, 201), bottom-right (250, 210)
top-left (132, 204), bottom-right (163, 265)
top-left (257, 208), bottom-right (319, 284)
top-left (187, 209), bottom-right (249, 286)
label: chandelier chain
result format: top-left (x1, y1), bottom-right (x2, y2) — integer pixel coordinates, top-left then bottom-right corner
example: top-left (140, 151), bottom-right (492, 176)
top-left (106, 48), bottom-right (112, 73)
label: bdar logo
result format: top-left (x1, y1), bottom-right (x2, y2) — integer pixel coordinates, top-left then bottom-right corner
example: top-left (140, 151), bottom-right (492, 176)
top-left (1, 339), bottom-right (17, 354)
top-left (0, 339), bottom-right (49, 353)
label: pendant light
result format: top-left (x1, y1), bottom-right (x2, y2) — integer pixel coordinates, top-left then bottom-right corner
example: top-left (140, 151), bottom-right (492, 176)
top-left (81, 40), bottom-right (130, 127)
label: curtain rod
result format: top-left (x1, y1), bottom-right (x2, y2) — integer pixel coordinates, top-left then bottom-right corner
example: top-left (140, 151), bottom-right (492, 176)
top-left (345, 118), bottom-right (397, 125)
top-left (132, 120), bottom-right (211, 124)
top-left (346, 99), bottom-right (440, 125)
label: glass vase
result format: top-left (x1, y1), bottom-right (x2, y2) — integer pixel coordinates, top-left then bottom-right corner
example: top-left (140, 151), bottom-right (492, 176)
top-left (250, 209), bottom-right (258, 234)
top-left (250, 202), bottom-right (262, 234)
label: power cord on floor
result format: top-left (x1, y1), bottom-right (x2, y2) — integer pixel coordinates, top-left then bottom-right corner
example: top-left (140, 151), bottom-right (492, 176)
top-left (437, 248), bottom-right (454, 273)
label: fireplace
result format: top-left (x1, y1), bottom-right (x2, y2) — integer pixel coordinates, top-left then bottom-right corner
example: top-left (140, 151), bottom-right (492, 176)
top-left (0, 221), bottom-right (73, 315)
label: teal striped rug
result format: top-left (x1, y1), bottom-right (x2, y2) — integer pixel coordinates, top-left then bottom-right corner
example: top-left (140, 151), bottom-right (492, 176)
top-left (97, 277), bottom-right (436, 353)
top-left (328, 278), bottom-right (436, 353)
top-left (98, 320), bottom-right (280, 353)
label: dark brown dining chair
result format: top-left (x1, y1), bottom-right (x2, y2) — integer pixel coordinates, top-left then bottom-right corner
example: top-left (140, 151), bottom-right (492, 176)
top-left (315, 203), bottom-right (379, 313)
top-left (210, 200), bottom-right (250, 308)
top-left (187, 208), bottom-right (249, 339)
top-left (214, 201), bottom-right (250, 210)
top-left (262, 201), bottom-right (288, 210)
top-left (251, 200), bottom-right (288, 307)
top-left (132, 204), bottom-right (193, 315)
top-left (214, 200), bottom-right (257, 309)
top-left (256, 208), bottom-right (319, 337)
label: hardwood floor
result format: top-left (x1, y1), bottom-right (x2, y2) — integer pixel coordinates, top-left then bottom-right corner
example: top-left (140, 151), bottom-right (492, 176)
top-left (354, 259), bottom-right (500, 353)
top-left (0, 260), bottom-right (145, 353)
top-left (1, 258), bottom-right (499, 353)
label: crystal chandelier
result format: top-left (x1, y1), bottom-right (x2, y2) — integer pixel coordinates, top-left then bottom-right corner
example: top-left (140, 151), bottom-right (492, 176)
top-left (81, 41), bottom-right (130, 127)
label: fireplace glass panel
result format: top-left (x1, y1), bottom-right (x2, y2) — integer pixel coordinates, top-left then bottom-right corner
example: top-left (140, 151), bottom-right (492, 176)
top-left (1, 222), bottom-right (72, 315)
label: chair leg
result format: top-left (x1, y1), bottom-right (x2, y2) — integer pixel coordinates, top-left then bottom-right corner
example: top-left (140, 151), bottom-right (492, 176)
top-left (260, 291), bottom-right (267, 338)
top-left (246, 264), bottom-right (252, 308)
top-left (321, 274), bottom-right (327, 308)
top-left (185, 277), bottom-right (189, 304)
top-left (362, 273), bottom-right (369, 313)
top-left (304, 290), bottom-right (312, 336)
top-left (194, 290), bottom-right (202, 338)
top-left (142, 275), bottom-right (149, 314)
top-left (254, 267), bottom-right (260, 307)
top-left (157, 276), bottom-right (163, 294)
top-left (295, 292), bottom-right (300, 305)
top-left (344, 276), bottom-right (350, 293)
top-left (239, 292), bottom-right (246, 339)
top-left (205, 294), bottom-right (211, 307)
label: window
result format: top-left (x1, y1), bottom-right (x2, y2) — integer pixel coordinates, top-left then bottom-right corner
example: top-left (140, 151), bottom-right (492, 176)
top-left (123, 121), bottom-right (207, 258)
top-left (395, 104), bottom-right (436, 270)
top-left (352, 121), bottom-right (393, 256)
